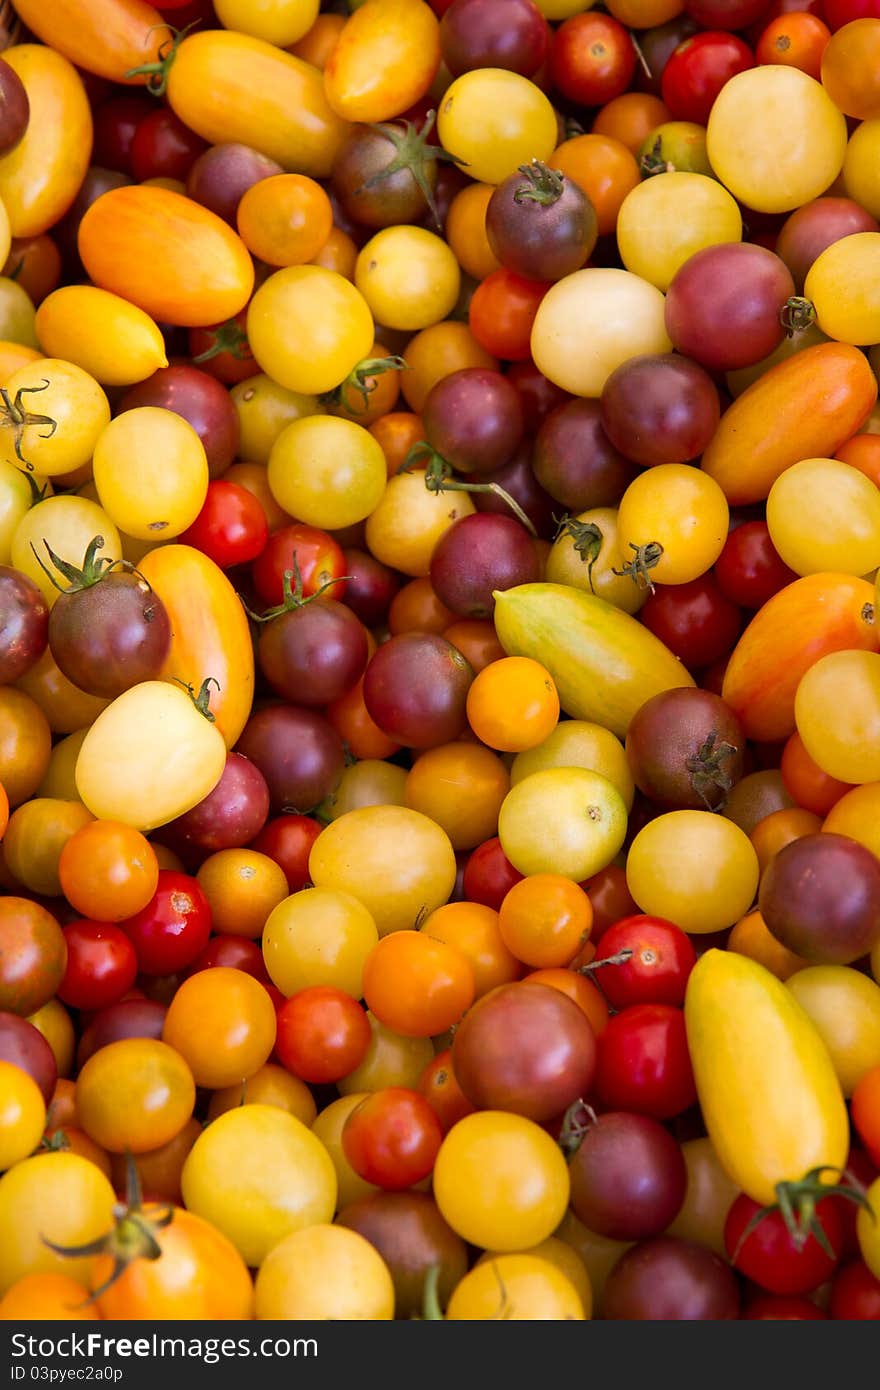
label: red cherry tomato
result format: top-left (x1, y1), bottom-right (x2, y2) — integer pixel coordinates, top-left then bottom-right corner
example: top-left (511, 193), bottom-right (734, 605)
top-left (661, 31), bottom-right (755, 124)
top-left (468, 268), bottom-right (551, 362)
top-left (829, 1260), bottom-right (880, 1319)
top-left (341, 1087), bottom-right (443, 1190)
top-left (57, 920), bottom-right (138, 1012)
top-left (188, 309), bottom-right (256, 385)
top-left (725, 1192), bottom-right (843, 1295)
top-left (743, 1295), bottom-right (828, 1319)
top-left (462, 836), bottom-right (525, 910)
top-left (252, 524), bottom-right (347, 609)
top-left (550, 12), bottom-right (637, 107)
top-left (129, 107), bottom-right (208, 184)
top-left (186, 934), bottom-right (271, 983)
top-left (249, 815), bottom-right (323, 893)
top-left (640, 575), bottom-right (743, 671)
top-left (595, 1003), bottom-right (697, 1119)
top-left (591, 915), bottom-right (697, 1008)
top-left (416, 1047), bottom-right (476, 1134)
top-left (275, 986), bottom-right (372, 1085)
top-left (119, 871), bottom-right (212, 977)
top-left (92, 95), bottom-right (154, 174)
top-left (179, 480), bottom-right (269, 570)
top-left (581, 865), bottom-right (640, 944)
top-left (714, 520), bottom-right (798, 609)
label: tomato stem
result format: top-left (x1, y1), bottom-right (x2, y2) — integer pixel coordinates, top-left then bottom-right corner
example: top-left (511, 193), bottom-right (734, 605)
top-left (0, 379), bottom-right (57, 471)
top-left (557, 1097), bottom-right (599, 1156)
top-left (124, 23), bottom-right (194, 96)
top-left (320, 355), bottom-right (409, 414)
top-left (400, 444), bottom-right (538, 538)
top-left (780, 296), bottom-right (816, 337)
top-left (613, 541), bottom-right (664, 592)
top-left (421, 1264), bottom-right (444, 1320)
top-left (242, 557), bottom-right (353, 623)
top-left (732, 1164), bottom-right (875, 1266)
top-left (359, 111), bottom-right (466, 234)
top-left (513, 160), bottom-right (565, 208)
top-left (553, 516), bottom-right (604, 593)
top-left (172, 676), bottom-right (221, 723)
top-left (192, 318), bottom-right (250, 364)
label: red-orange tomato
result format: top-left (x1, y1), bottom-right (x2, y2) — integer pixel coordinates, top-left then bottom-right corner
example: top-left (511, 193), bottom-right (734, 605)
top-left (137, 545), bottom-right (255, 749)
top-left (835, 433), bottom-right (880, 488)
top-left (722, 573), bottom-right (879, 741)
top-left (755, 12), bottom-right (831, 80)
top-left (524, 967), bottom-right (610, 1036)
top-left (323, 0), bottom-right (441, 123)
top-left (11, 0), bottom-right (170, 84)
top-left (780, 730), bottom-right (853, 816)
top-left (78, 185), bottom-right (255, 329)
top-left (701, 343), bottom-right (878, 505)
top-left (361, 931), bottom-right (475, 1038)
top-left (417, 1047), bottom-right (476, 1133)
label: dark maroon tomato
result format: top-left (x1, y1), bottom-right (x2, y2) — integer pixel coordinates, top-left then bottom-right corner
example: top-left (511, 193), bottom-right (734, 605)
top-left (532, 398), bottom-right (638, 513)
top-left (551, 12), bottom-right (637, 107)
top-left (440, 0), bottom-right (548, 77)
top-left (465, 443), bottom-right (558, 539)
top-left (422, 368), bottom-right (524, 476)
top-left (179, 480), bottom-right (268, 568)
top-left (129, 107), bottom-right (207, 183)
top-left (249, 813), bottom-right (322, 891)
top-left (625, 687), bottom-right (747, 812)
top-left (0, 1011), bottom-right (57, 1105)
top-left (92, 94), bottom-right (153, 174)
top-left (342, 1088), bottom-right (444, 1190)
top-left (661, 31), bottom-right (755, 125)
top-left (451, 981), bottom-right (597, 1123)
top-left (118, 870), bottom-right (212, 977)
top-left (505, 361), bottom-right (570, 435)
top-left (485, 162), bottom-right (597, 284)
top-left (235, 705), bottom-right (345, 813)
top-left (665, 244), bottom-right (797, 373)
top-left (829, 1260), bottom-right (880, 1319)
top-left (185, 142), bottom-right (284, 226)
top-left (640, 575), bottom-right (742, 671)
top-left (833, 1149), bottom-right (878, 1258)
top-left (599, 353), bottom-right (720, 466)
top-left (257, 598), bottom-right (369, 707)
top-left (57, 920), bottom-right (138, 1013)
top-left (46, 563), bottom-right (172, 701)
top-left (775, 197), bottom-right (880, 292)
top-left (331, 116), bottom-right (447, 232)
top-left (725, 1192), bottom-right (843, 1295)
top-left (362, 633), bottom-right (474, 749)
top-left (595, 1004), bottom-right (698, 1119)
top-left (187, 308), bottom-right (256, 385)
top-left (582, 864), bottom-right (640, 943)
top-left (53, 166), bottom-right (132, 275)
top-left (185, 935), bottom-right (270, 983)
top-left (336, 1191), bottom-right (469, 1318)
top-left (603, 1237), bottom-right (741, 1319)
top-left (759, 833), bottom-right (880, 964)
top-left (340, 548), bottom-right (401, 627)
top-left (118, 364), bottom-right (240, 479)
top-left (166, 752), bottom-right (270, 852)
top-left (0, 56), bottom-right (29, 157)
top-left (429, 512), bottom-right (539, 619)
top-left (714, 519), bottom-right (798, 609)
top-left (568, 1110), bottom-right (688, 1240)
top-left (593, 915), bottom-right (697, 1007)
top-left (744, 1294), bottom-right (828, 1319)
top-left (462, 836), bottom-right (525, 909)
top-left (0, 899), bottom-right (67, 1017)
top-left (75, 997), bottom-right (166, 1069)
top-left (634, 16), bottom-right (701, 96)
top-left (252, 524), bottom-right (347, 609)
top-left (0, 565), bottom-right (48, 682)
top-left (825, 0), bottom-right (880, 27)
top-left (686, 0), bottom-right (772, 27)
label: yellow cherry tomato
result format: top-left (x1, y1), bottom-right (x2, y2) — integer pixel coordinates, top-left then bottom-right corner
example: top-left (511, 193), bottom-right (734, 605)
top-left (447, 1254), bottom-right (586, 1320)
top-left (247, 265), bottom-right (374, 395)
top-left (437, 70), bottom-right (558, 185)
top-left (255, 1224), bottom-right (395, 1319)
top-left (0, 1154), bottom-right (116, 1295)
top-left (616, 464), bottom-right (729, 587)
top-left (92, 407), bottom-right (209, 541)
top-left (267, 414), bottom-right (386, 529)
top-left (616, 172), bottom-right (742, 292)
top-left (263, 886), bottom-right (379, 998)
top-left (34, 288), bottom-right (168, 388)
top-left (11, 495), bottom-right (121, 608)
top-left (355, 226), bottom-right (460, 332)
top-left (230, 373), bottom-right (319, 465)
top-left (627, 810), bottom-right (760, 933)
top-left (796, 649), bottom-right (880, 784)
top-left (0, 458), bottom-right (37, 565)
top-left (498, 767), bottom-right (628, 879)
top-left (364, 468), bottom-right (475, 577)
top-left (842, 118), bottom-right (880, 220)
top-left (213, 0), bottom-right (320, 47)
top-left (310, 1093), bottom-right (380, 1210)
top-left (25, 999), bottom-right (75, 1080)
top-left (544, 507), bottom-right (648, 615)
top-left (786, 965), bottom-right (880, 1096)
top-left (0, 359), bottom-right (110, 478)
top-left (0, 1061), bottom-right (45, 1172)
top-left (474, 1237), bottom-right (592, 1316)
top-left (75, 1039), bottom-right (196, 1155)
top-left (509, 719), bottom-right (635, 809)
top-left (767, 457), bottom-right (880, 576)
top-left (804, 232), bottom-right (880, 346)
top-left (205, 1063), bottom-right (317, 1128)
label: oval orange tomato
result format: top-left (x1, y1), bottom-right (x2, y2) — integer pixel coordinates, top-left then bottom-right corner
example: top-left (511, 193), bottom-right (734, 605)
top-left (323, 0), bottom-right (441, 123)
top-left (10, 0), bottom-right (170, 85)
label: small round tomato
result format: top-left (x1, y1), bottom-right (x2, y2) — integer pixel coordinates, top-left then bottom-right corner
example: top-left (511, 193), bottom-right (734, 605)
top-left (498, 874), bottom-right (592, 969)
top-left (661, 31), bottom-right (755, 125)
top-left (252, 523), bottom-right (346, 608)
top-left (247, 265), bottom-right (374, 396)
top-left (275, 986), bottom-right (372, 1085)
top-left (267, 415), bottom-right (387, 530)
top-left (118, 871), bottom-right (212, 977)
top-left (438, 69), bottom-right (558, 185)
top-left (592, 915), bottom-right (697, 1008)
top-left (551, 12), bottom-right (637, 106)
top-left (725, 1192), bottom-right (843, 1294)
top-left (417, 1047), bottom-right (476, 1133)
top-left (756, 11), bottom-right (831, 78)
top-left (236, 174), bottom-right (332, 268)
top-left (468, 268), bottom-right (551, 362)
top-left (162, 967), bottom-right (277, 1091)
top-left (595, 1003), bottom-right (698, 1119)
top-left (75, 1038), bottom-right (196, 1155)
top-left (462, 836), bottom-right (525, 910)
top-left (57, 820), bottom-right (159, 923)
top-left (714, 519), bottom-right (798, 610)
top-left (57, 921), bottom-right (138, 1013)
top-left (829, 1259), bottom-right (880, 1319)
top-left (361, 932), bottom-right (475, 1038)
top-left (466, 657), bottom-right (560, 753)
top-left (262, 886), bottom-right (379, 1000)
top-left (0, 896), bottom-right (67, 1018)
top-left (341, 1087), bottom-right (443, 1190)
top-left (92, 407), bottom-right (209, 541)
top-left (0, 1060), bottom-right (45, 1172)
top-left (178, 479), bottom-right (269, 570)
top-left (419, 900), bottom-right (522, 998)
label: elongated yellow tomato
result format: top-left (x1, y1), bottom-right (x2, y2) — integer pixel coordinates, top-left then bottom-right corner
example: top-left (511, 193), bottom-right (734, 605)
top-left (35, 288), bottom-right (168, 387)
top-left (166, 31), bottom-right (349, 178)
top-left (246, 265), bottom-right (374, 395)
top-left (804, 232), bottom-right (880, 347)
top-left (616, 172), bottom-right (741, 292)
top-left (93, 408), bottom-right (209, 540)
top-left (324, 0), bottom-right (441, 123)
top-left (78, 186), bottom-right (254, 330)
top-left (75, 681), bottom-right (227, 831)
top-left (138, 545), bottom-right (255, 749)
top-left (701, 342), bottom-right (878, 505)
top-left (0, 48), bottom-right (92, 238)
top-left (11, 0), bottom-right (170, 85)
top-left (531, 268), bottom-right (672, 398)
top-left (493, 583), bottom-right (694, 738)
top-left (706, 67), bottom-right (847, 214)
top-left (684, 949), bottom-right (849, 1206)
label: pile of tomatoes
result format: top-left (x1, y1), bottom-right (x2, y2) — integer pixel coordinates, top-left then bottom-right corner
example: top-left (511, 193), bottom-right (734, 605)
top-left (3, 0), bottom-right (880, 1325)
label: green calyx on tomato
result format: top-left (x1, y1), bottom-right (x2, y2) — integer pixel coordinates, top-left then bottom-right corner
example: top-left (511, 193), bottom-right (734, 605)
top-left (399, 443), bottom-right (538, 539)
top-left (42, 1153), bottom-right (174, 1304)
top-left (553, 516), bottom-right (604, 593)
top-left (556, 1098), bottom-right (599, 1159)
top-left (320, 355), bottom-right (409, 415)
top-left (172, 675), bottom-right (221, 724)
top-left (358, 112), bottom-right (462, 234)
top-left (244, 555), bottom-right (353, 624)
top-left (512, 160), bottom-right (565, 209)
top-left (124, 23), bottom-right (194, 98)
top-left (780, 296), bottom-right (818, 337)
top-left (613, 539), bottom-right (665, 593)
top-left (191, 318), bottom-right (251, 365)
top-left (733, 1165), bottom-right (875, 1262)
top-left (0, 379), bottom-right (56, 469)
top-left (30, 533), bottom-right (122, 595)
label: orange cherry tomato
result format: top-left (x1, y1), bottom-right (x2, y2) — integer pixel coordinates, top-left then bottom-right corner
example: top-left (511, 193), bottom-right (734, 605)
top-left (466, 656), bottom-right (560, 753)
top-left (78, 185), bottom-right (255, 329)
top-left (326, 676), bottom-right (402, 761)
top-left (310, 225), bottom-right (359, 279)
top-left (109, 1118), bottom-right (202, 1205)
top-left (750, 806), bottom-right (823, 880)
top-left (11, 0), bottom-right (170, 85)
top-left (468, 268), bottom-right (551, 362)
top-left (417, 1047), bottom-right (476, 1133)
top-left (237, 174), bottom-right (333, 267)
top-left (196, 849), bottom-right (289, 939)
top-left (727, 908), bottom-right (808, 981)
top-left (591, 92), bottom-right (671, 155)
top-left (499, 874), bottom-right (593, 969)
top-left (780, 730), bottom-right (853, 815)
top-left (328, 339), bottom-right (403, 426)
top-left (58, 820), bottom-right (159, 922)
top-left (445, 183), bottom-right (502, 281)
top-left (388, 577), bottom-right (456, 635)
top-left (290, 12), bottom-right (347, 69)
top-left (0, 1272), bottom-right (100, 1320)
top-left (836, 433), bottom-right (880, 488)
top-left (550, 133), bottom-right (641, 238)
top-left (323, 0), bottom-right (441, 123)
top-left (851, 1064), bottom-right (880, 1165)
top-left (361, 931), bottom-right (475, 1038)
top-left (39, 1126), bottom-right (113, 1181)
top-left (3, 236), bottom-right (62, 306)
top-left (162, 967), bottom-right (277, 1090)
top-left (369, 411), bottom-right (425, 477)
top-left (400, 321), bottom-right (497, 412)
top-left (443, 619), bottom-right (506, 673)
top-left (419, 900), bottom-right (523, 998)
top-left (524, 967), bottom-right (609, 1036)
top-left (756, 12), bottom-right (831, 80)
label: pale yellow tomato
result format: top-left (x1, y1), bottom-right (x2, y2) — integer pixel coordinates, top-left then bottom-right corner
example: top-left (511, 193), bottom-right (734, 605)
top-left (767, 457), bottom-right (880, 576)
top-left (0, 277), bottom-right (38, 349)
top-left (0, 457), bottom-right (37, 564)
top-left (267, 415), bottom-right (386, 529)
top-left (804, 232), bottom-right (880, 346)
top-left (230, 374), bottom-right (319, 465)
top-left (320, 759), bottom-right (408, 820)
top-left (355, 226), bottom-right (460, 332)
top-left (531, 267), bottom-right (672, 397)
top-left (795, 650), bottom-right (880, 784)
top-left (553, 1210), bottom-right (632, 1319)
top-left (255, 1224), bottom-right (394, 1319)
top-left (626, 809), bottom-right (760, 932)
top-left (509, 719), bottom-right (635, 810)
top-left (11, 495), bottom-right (121, 608)
top-left (262, 887), bottom-right (379, 998)
top-left (364, 468), bottom-right (475, 577)
top-left (34, 288), bottom-right (168, 387)
top-left (497, 767), bottom-right (628, 879)
top-left (706, 67), bottom-right (847, 213)
top-left (92, 408), bottom-right (209, 540)
top-left (616, 172), bottom-right (742, 291)
top-left (75, 681), bottom-right (227, 832)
